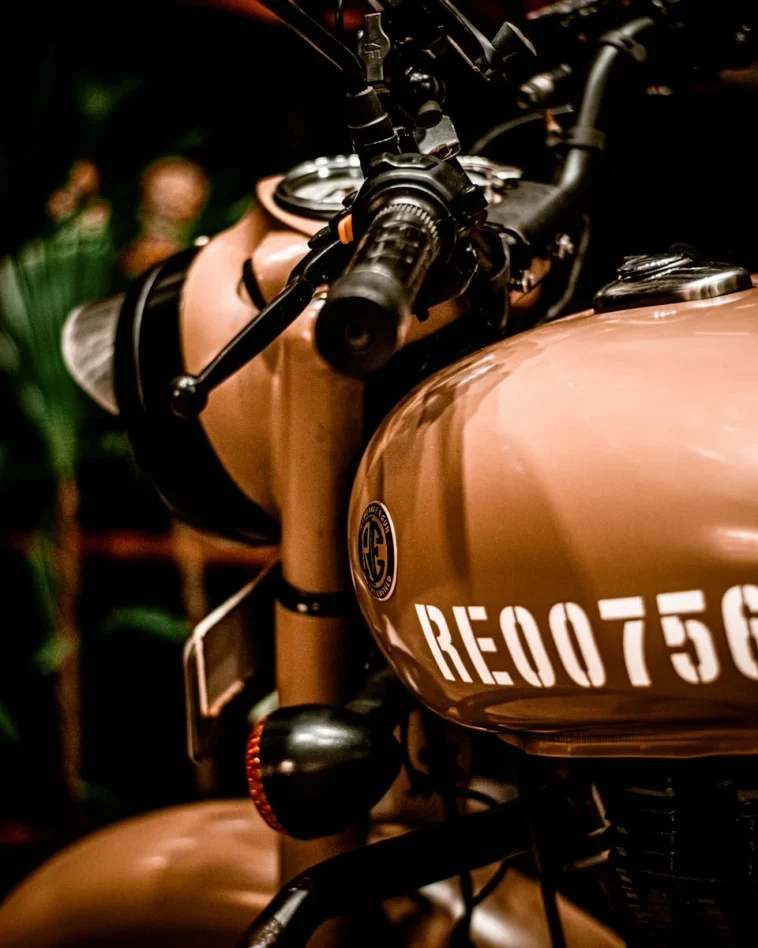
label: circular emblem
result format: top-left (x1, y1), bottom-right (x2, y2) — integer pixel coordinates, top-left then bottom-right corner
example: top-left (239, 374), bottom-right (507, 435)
top-left (358, 502), bottom-right (397, 601)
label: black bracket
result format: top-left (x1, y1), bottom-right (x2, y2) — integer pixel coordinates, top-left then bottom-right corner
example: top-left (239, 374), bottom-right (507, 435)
top-left (278, 577), bottom-right (354, 618)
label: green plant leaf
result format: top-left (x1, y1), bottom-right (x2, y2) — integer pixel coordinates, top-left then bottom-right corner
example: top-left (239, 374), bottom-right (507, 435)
top-left (78, 780), bottom-right (125, 822)
top-left (102, 607), bottom-right (189, 644)
top-left (27, 533), bottom-right (58, 631)
top-left (0, 218), bottom-right (113, 477)
top-left (0, 331), bottom-right (20, 374)
top-left (94, 431), bottom-right (132, 460)
top-left (0, 700), bottom-right (20, 743)
top-left (77, 77), bottom-right (141, 125)
top-left (33, 635), bottom-right (73, 676)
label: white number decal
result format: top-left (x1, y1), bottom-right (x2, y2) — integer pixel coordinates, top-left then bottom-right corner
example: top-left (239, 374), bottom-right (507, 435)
top-left (722, 584), bottom-right (758, 681)
top-left (549, 602), bottom-right (606, 688)
top-left (453, 606), bottom-right (513, 685)
top-left (415, 604), bottom-right (472, 683)
top-left (598, 597), bottom-right (650, 687)
top-left (499, 606), bottom-right (555, 688)
top-left (656, 590), bottom-right (720, 684)
top-left (416, 583), bottom-right (758, 689)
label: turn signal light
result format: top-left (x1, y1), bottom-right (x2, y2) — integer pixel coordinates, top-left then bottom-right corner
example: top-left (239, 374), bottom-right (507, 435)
top-left (245, 704), bottom-right (402, 839)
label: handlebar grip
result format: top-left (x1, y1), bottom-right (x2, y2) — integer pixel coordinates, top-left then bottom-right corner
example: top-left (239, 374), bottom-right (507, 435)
top-left (316, 200), bottom-right (443, 377)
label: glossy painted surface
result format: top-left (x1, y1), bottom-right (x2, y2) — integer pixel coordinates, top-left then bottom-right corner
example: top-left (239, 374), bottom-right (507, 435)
top-left (180, 201), bottom-right (467, 526)
top-left (181, 206), bottom-right (283, 519)
top-left (350, 287), bottom-right (758, 756)
top-left (257, 175), bottom-right (323, 238)
top-left (0, 801), bottom-right (277, 948)
top-left (0, 802), bottom-right (621, 948)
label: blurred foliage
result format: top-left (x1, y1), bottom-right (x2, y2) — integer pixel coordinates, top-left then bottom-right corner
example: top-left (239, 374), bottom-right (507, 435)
top-left (102, 607), bottom-right (190, 645)
top-left (0, 217), bottom-right (112, 480)
top-left (0, 218), bottom-right (114, 799)
top-left (0, 0), bottom-right (264, 844)
top-left (28, 537), bottom-right (65, 676)
top-left (1, 0), bottom-right (350, 261)
top-left (0, 707), bottom-right (20, 746)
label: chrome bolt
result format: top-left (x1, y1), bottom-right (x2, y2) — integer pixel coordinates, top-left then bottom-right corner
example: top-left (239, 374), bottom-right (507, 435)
top-left (555, 234), bottom-right (575, 260)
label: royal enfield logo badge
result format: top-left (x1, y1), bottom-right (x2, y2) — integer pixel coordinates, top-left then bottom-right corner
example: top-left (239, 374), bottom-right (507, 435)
top-left (358, 502), bottom-right (397, 601)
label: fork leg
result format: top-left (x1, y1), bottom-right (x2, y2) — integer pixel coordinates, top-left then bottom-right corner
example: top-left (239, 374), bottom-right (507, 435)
top-left (274, 298), bottom-right (365, 901)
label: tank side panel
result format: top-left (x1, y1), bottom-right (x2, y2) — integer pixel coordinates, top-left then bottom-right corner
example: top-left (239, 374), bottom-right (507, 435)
top-left (349, 289), bottom-right (758, 755)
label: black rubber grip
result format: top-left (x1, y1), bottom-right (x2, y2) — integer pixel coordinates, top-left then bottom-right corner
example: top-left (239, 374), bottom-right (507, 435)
top-left (315, 200), bottom-right (443, 377)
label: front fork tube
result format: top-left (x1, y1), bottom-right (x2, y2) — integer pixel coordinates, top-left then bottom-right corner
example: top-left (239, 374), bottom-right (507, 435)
top-left (274, 298), bottom-right (365, 935)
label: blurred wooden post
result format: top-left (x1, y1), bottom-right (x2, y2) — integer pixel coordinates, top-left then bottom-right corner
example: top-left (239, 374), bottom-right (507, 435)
top-left (53, 479), bottom-right (83, 812)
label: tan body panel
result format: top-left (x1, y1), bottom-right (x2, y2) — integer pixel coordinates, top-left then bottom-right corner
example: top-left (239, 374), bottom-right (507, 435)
top-left (0, 801), bottom-right (276, 948)
top-left (256, 175), bottom-right (323, 238)
top-left (350, 287), bottom-right (758, 756)
top-left (181, 192), bottom-right (467, 526)
top-left (0, 800), bottom-right (620, 948)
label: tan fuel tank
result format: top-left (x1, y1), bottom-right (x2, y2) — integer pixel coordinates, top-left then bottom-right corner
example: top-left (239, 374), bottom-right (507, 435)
top-left (349, 286), bottom-right (758, 758)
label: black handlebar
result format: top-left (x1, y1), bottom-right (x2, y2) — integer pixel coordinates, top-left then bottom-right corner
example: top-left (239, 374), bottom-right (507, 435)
top-left (315, 153), bottom-right (487, 378)
top-left (315, 198), bottom-right (444, 378)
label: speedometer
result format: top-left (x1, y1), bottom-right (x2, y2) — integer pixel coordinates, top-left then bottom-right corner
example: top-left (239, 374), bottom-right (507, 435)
top-left (274, 156), bottom-right (365, 220)
top-left (274, 154), bottom-right (521, 220)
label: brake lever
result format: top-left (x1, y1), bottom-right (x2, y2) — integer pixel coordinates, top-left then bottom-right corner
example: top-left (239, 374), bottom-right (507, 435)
top-left (432, 0), bottom-right (499, 75)
top-left (253, 0), bottom-right (366, 91)
top-left (170, 223), bottom-right (353, 420)
top-left (385, 0), bottom-right (536, 86)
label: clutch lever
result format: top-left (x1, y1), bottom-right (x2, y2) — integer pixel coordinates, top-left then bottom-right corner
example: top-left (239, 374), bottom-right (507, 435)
top-left (170, 222), bottom-right (352, 420)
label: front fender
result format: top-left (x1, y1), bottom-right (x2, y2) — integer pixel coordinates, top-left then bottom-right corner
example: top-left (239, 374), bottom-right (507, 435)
top-left (0, 800), bottom-right (276, 948)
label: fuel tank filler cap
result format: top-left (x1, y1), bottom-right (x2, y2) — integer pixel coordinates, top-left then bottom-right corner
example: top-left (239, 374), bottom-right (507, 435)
top-left (594, 252), bottom-right (752, 313)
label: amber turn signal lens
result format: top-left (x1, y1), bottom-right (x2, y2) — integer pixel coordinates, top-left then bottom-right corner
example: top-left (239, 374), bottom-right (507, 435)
top-left (245, 718), bottom-right (286, 834)
top-left (245, 704), bottom-right (402, 840)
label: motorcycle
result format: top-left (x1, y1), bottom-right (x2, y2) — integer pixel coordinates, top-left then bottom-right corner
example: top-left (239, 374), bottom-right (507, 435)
top-left (2, 1), bottom-right (758, 946)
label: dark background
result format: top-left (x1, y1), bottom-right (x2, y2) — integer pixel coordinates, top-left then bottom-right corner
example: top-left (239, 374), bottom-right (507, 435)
top-left (4, 1), bottom-right (758, 279)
